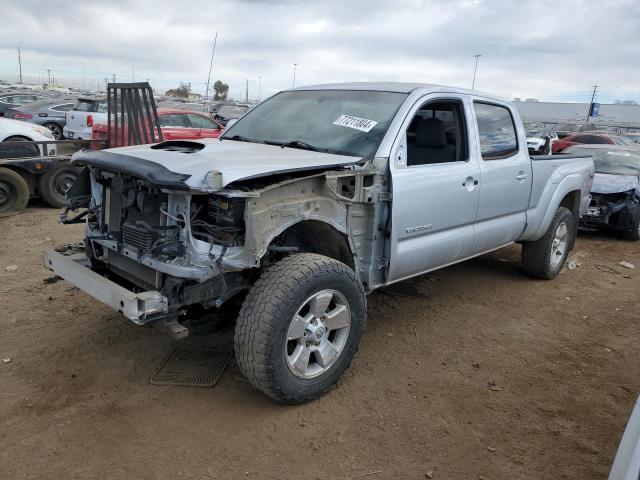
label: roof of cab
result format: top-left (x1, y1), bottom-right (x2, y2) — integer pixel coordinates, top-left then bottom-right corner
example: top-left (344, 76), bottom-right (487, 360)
top-left (290, 82), bottom-right (507, 102)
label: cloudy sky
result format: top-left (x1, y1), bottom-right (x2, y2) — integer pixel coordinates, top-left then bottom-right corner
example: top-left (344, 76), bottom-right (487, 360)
top-left (1, 0), bottom-right (639, 103)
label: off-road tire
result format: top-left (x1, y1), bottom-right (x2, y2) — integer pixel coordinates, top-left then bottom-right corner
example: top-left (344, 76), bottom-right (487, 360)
top-left (0, 167), bottom-right (29, 217)
top-left (620, 207), bottom-right (640, 241)
top-left (522, 206), bottom-right (575, 279)
top-left (234, 253), bottom-right (366, 404)
top-left (37, 161), bottom-right (80, 208)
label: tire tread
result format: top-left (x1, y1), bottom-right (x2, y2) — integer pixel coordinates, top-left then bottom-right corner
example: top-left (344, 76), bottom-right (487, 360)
top-left (234, 253), bottom-right (366, 404)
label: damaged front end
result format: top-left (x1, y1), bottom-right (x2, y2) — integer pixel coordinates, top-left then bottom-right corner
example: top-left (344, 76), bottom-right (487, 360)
top-left (50, 148), bottom-right (388, 330)
top-left (54, 156), bottom-right (257, 328)
top-left (580, 176), bottom-right (640, 233)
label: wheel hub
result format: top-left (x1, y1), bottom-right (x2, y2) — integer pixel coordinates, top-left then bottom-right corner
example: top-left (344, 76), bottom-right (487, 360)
top-left (285, 289), bottom-right (351, 379)
top-left (550, 221), bottom-right (569, 268)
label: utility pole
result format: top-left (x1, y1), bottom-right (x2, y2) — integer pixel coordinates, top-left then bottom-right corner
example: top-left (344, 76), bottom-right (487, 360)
top-left (245, 79), bottom-right (249, 103)
top-left (104, 77), bottom-right (109, 92)
top-left (292, 63), bottom-right (298, 88)
top-left (46, 69), bottom-right (51, 85)
top-left (132, 68), bottom-right (135, 82)
top-left (112, 73), bottom-right (116, 84)
top-left (586, 85), bottom-right (599, 123)
top-left (82, 69), bottom-right (85, 90)
top-left (472, 53), bottom-right (482, 90)
top-left (258, 76), bottom-right (262, 102)
top-left (17, 47), bottom-right (22, 84)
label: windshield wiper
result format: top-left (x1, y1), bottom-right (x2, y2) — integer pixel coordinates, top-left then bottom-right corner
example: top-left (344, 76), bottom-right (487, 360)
top-left (263, 139), bottom-right (323, 152)
top-left (223, 134), bottom-right (262, 143)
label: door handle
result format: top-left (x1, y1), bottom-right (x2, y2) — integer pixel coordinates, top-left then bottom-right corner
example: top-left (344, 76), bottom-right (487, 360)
top-left (462, 177), bottom-right (479, 189)
top-left (516, 172), bottom-right (528, 181)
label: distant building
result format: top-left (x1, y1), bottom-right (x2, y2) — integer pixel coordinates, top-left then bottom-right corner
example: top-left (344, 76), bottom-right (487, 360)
top-left (187, 92), bottom-right (202, 100)
top-left (514, 100), bottom-right (640, 127)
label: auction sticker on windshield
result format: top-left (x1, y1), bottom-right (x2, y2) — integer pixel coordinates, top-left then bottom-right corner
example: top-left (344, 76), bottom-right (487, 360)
top-left (333, 115), bottom-right (378, 133)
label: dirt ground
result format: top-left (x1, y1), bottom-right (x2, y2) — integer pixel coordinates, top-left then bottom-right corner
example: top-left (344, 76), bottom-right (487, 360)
top-left (1, 204), bottom-right (639, 480)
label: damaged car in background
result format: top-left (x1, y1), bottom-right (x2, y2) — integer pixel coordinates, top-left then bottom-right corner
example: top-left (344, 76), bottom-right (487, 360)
top-left (566, 145), bottom-right (640, 240)
top-left (44, 83), bottom-right (594, 404)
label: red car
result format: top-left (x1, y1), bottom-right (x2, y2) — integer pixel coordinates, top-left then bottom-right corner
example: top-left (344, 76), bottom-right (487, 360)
top-left (552, 132), bottom-right (635, 153)
top-left (92, 108), bottom-right (224, 148)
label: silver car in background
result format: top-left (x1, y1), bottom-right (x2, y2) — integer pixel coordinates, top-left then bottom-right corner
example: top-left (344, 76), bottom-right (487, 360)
top-left (5, 99), bottom-right (75, 139)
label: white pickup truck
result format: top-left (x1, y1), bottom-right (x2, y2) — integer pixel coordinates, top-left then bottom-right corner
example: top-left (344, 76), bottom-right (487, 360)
top-left (44, 83), bottom-right (594, 403)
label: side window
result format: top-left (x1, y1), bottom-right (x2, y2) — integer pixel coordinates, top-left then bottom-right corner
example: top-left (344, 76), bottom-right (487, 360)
top-left (186, 114), bottom-right (219, 129)
top-left (406, 100), bottom-right (468, 166)
top-left (572, 135), bottom-right (593, 144)
top-left (473, 102), bottom-right (518, 160)
top-left (51, 103), bottom-right (74, 112)
top-left (158, 114), bottom-right (189, 128)
top-left (590, 135), bottom-right (610, 144)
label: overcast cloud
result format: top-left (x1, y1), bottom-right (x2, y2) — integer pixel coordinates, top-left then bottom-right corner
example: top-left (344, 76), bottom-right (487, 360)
top-left (1, 0), bottom-right (638, 103)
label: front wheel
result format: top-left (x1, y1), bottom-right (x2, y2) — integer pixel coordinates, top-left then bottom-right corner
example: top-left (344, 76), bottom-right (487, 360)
top-left (522, 206), bottom-right (575, 279)
top-left (620, 207), bottom-right (640, 241)
top-left (234, 253), bottom-right (366, 404)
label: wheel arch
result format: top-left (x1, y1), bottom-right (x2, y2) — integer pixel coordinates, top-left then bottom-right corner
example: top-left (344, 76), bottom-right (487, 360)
top-left (261, 218), bottom-right (356, 270)
top-left (521, 172), bottom-right (586, 241)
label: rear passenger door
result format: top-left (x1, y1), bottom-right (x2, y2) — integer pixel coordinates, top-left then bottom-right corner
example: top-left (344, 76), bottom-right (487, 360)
top-left (471, 101), bottom-right (531, 252)
top-left (185, 114), bottom-right (223, 138)
top-left (387, 94), bottom-right (481, 282)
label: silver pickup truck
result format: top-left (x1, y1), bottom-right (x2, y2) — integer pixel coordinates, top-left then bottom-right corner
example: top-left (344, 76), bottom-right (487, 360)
top-left (44, 83), bottom-right (594, 403)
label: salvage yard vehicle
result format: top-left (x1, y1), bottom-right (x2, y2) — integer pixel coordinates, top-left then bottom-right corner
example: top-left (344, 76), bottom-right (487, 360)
top-left (43, 83), bottom-right (595, 403)
top-left (63, 97), bottom-right (108, 140)
top-left (552, 132), bottom-right (636, 153)
top-left (0, 117), bottom-right (64, 215)
top-left (567, 145), bottom-right (640, 240)
top-left (526, 124), bottom-right (558, 155)
top-left (91, 108), bottom-right (224, 148)
top-left (5, 99), bottom-right (76, 140)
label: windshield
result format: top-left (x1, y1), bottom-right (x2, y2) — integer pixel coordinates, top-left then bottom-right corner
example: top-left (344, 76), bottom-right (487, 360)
top-left (566, 147), bottom-right (640, 176)
top-left (222, 89), bottom-right (408, 157)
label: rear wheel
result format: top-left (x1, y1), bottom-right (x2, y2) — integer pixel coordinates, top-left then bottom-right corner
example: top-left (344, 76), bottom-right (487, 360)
top-left (0, 167), bottom-right (29, 217)
top-left (234, 253), bottom-right (366, 404)
top-left (37, 161), bottom-right (80, 208)
top-left (522, 206), bottom-right (575, 279)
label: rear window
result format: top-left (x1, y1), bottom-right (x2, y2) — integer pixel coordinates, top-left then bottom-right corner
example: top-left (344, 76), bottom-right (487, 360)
top-left (73, 99), bottom-right (106, 112)
top-left (73, 100), bottom-right (95, 112)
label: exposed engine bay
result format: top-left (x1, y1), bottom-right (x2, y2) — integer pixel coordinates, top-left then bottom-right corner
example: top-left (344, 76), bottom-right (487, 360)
top-left (60, 155), bottom-right (387, 325)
